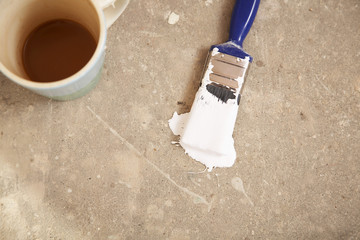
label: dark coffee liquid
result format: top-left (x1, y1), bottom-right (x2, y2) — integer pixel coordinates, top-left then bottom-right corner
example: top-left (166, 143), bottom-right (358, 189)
top-left (22, 19), bottom-right (97, 82)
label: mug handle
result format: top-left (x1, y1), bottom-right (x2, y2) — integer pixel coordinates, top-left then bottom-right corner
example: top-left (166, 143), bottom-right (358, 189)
top-left (95, 0), bottom-right (130, 29)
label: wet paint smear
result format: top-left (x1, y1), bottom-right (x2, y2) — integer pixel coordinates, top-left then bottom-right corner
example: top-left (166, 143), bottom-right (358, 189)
top-left (206, 83), bottom-right (236, 103)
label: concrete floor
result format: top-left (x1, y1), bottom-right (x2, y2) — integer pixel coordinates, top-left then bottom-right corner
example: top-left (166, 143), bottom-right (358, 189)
top-left (1, 0), bottom-right (360, 239)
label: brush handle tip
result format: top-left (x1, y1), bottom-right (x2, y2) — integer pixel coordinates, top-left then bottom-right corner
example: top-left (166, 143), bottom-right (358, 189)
top-left (229, 0), bottom-right (260, 47)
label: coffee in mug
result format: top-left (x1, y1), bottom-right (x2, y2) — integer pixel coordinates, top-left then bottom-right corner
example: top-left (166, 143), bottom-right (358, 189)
top-left (23, 19), bottom-right (97, 83)
top-left (0, 0), bottom-right (130, 100)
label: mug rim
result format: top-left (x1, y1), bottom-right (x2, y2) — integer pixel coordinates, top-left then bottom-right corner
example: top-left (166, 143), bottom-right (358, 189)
top-left (0, 0), bottom-right (107, 90)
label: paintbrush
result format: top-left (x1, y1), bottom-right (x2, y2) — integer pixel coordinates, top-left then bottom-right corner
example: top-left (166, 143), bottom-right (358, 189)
top-left (171, 0), bottom-right (260, 171)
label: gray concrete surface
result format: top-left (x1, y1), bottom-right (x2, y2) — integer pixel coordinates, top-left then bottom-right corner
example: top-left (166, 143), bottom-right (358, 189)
top-left (1, 0), bottom-right (360, 239)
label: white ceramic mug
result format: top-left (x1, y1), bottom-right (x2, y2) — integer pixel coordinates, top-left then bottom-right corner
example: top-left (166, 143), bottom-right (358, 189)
top-left (0, 0), bottom-right (129, 101)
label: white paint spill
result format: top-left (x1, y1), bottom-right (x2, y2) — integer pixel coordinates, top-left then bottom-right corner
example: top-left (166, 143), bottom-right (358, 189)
top-left (205, 0), bottom-right (213, 7)
top-left (171, 141), bottom-right (180, 146)
top-left (231, 177), bottom-right (254, 206)
top-left (169, 48), bottom-right (249, 171)
top-left (211, 47), bottom-right (220, 56)
top-left (168, 12), bottom-right (180, 25)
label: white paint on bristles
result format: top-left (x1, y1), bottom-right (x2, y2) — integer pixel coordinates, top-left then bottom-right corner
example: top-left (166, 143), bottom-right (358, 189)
top-left (169, 48), bottom-right (250, 171)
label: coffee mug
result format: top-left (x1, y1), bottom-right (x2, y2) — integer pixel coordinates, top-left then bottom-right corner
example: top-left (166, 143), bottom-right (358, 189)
top-left (0, 0), bottom-right (129, 100)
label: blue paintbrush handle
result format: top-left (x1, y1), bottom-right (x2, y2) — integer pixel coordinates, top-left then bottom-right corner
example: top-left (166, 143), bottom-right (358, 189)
top-left (229, 0), bottom-right (260, 47)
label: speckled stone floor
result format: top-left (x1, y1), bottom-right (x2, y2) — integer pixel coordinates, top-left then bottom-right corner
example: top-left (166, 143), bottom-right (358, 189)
top-left (1, 0), bottom-right (360, 239)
